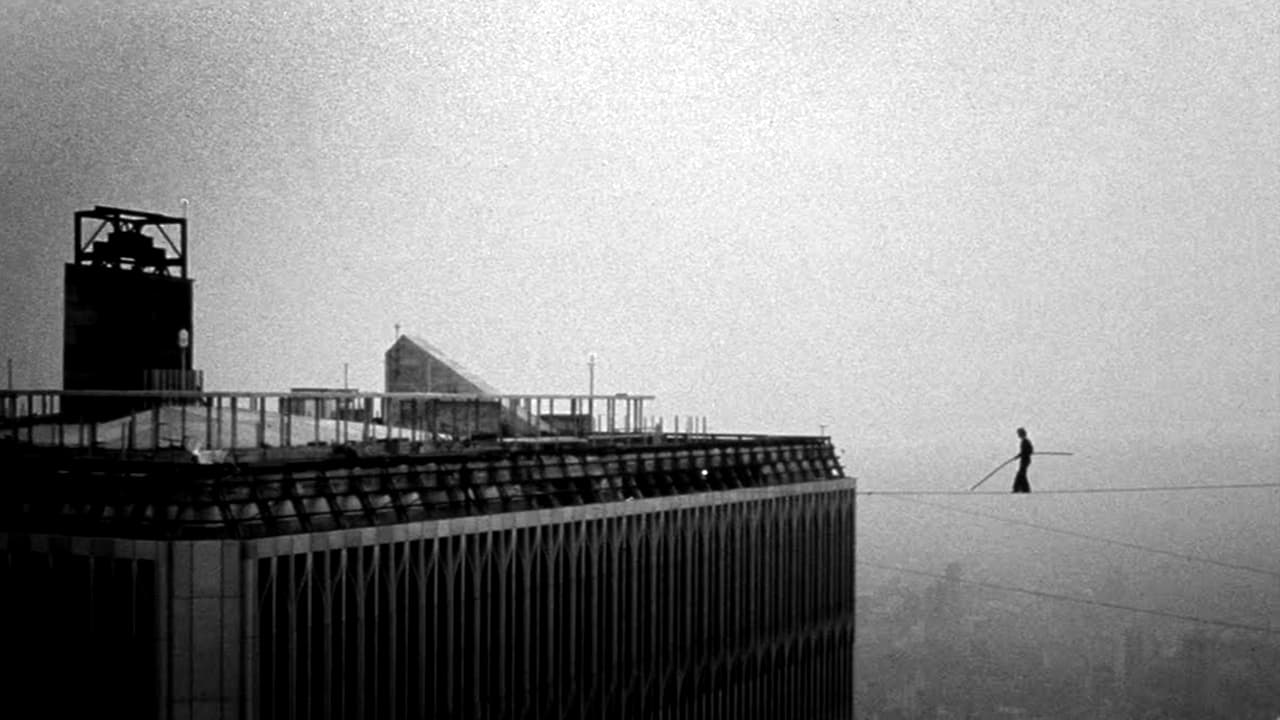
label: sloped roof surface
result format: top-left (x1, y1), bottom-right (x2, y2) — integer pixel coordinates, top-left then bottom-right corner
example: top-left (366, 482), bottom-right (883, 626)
top-left (395, 334), bottom-right (501, 395)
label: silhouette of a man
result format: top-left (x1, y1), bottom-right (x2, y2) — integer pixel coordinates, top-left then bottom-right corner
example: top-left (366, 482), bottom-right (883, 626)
top-left (1012, 427), bottom-right (1033, 493)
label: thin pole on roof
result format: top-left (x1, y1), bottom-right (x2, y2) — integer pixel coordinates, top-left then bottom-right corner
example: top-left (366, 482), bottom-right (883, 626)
top-left (588, 353), bottom-right (597, 433)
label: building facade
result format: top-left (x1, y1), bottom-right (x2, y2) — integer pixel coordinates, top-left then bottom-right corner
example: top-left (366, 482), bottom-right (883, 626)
top-left (1, 433), bottom-right (856, 719)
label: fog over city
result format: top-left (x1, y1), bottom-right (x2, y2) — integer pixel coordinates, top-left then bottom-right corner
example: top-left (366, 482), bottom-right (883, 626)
top-left (2, 2), bottom-right (1277, 716)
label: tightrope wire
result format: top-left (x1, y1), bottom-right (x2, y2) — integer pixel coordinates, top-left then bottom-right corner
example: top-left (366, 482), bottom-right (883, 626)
top-left (869, 493), bottom-right (1280, 580)
top-left (857, 482), bottom-right (1280, 496)
top-left (857, 559), bottom-right (1280, 636)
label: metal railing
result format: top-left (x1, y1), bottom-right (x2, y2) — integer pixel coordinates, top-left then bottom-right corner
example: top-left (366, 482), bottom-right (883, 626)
top-left (0, 389), bottom-right (710, 458)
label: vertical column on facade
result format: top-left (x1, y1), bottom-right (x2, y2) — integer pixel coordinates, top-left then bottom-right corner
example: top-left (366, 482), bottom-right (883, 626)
top-left (516, 526), bottom-right (533, 715)
top-left (741, 502), bottom-right (756, 720)
top-left (818, 499), bottom-right (832, 717)
top-left (627, 511), bottom-right (645, 717)
top-left (846, 488), bottom-right (857, 715)
top-left (523, 524), bottom-right (542, 719)
top-left (577, 518), bottom-right (596, 715)
top-left (392, 539), bottom-right (409, 719)
top-left (562, 520), bottom-right (579, 715)
top-left (421, 537), bottom-right (437, 717)
top-left (483, 528), bottom-right (501, 719)
top-left (467, 531), bottom-right (483, 719)
top-left (150, 539), bottom-right (170, 720)
top-left (545, 523), bottom-right (562, 717)
top-left (712, 504), bottom-right (728, 719)
top-left (695, 505), bottom-right (710, 718)
top-left (444, 534), bottom-right (460, 717)
top-left (167, 539), bottom-right (244, 720)
top-left (768, 501), bottom-right (781, 720)
top-left (644, 511), bottom-right (661, 717)
top-left (542, 521), bottom-right (558, 718)
top-left (725, 502), bottom-right (740, 720)
top-left (768, 501), bottom-right (782, 720)
top-left (609, 515), bottom-right (625, 717)
top-left (286, 551), bottom-right (299, 720)
top-left (668, 509), bottom-right (681, 717)
top-left (409, 537), bottom-right (425, 716)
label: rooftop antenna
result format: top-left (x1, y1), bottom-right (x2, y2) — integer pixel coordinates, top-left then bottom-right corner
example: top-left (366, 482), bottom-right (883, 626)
top-left (588, 352), bottom-right (597, 432)
top-left (177, 199), bottom-right (192, 382)
top-left (180, 198), bottom-right (190, 276)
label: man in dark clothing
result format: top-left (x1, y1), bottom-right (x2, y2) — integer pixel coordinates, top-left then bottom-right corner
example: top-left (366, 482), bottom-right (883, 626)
top-left (1012, 427), bottom-right (1033, 493)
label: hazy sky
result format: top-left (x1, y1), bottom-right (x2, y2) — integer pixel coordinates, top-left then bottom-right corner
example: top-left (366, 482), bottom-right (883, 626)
top-left (2, 0), bottom-right (1277, 486)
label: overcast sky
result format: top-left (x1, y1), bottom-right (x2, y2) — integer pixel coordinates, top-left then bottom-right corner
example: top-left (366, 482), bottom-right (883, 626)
top-left (2, 0), bottom-right (1277, 486)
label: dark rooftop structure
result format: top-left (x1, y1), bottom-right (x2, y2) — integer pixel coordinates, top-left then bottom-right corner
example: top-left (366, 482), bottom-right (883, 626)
top-left (63, 205), bottom-right (201, 419)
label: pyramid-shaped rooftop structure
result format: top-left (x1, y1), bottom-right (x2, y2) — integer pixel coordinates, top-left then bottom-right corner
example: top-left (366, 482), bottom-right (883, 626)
top-left (385, 334), bottom-right (499, 395)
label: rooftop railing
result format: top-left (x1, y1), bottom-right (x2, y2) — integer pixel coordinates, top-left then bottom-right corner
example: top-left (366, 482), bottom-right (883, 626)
top-left (0, 389), bottom-right (722, 461)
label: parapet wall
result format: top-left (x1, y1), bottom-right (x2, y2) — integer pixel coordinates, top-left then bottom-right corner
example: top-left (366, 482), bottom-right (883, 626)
top-left (2, 436), bottom-right (845, 540)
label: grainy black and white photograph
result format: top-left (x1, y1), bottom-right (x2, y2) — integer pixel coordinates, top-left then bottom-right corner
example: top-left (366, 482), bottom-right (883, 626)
top-left (1, 1), bottom-right (1277, 718)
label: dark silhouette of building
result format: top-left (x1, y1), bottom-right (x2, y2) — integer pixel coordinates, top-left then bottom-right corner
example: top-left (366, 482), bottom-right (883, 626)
top-left (63, 206), bottom-right (201, 419)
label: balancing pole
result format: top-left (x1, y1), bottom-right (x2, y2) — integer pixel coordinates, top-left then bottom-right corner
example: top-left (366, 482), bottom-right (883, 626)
top-left (970, 452), bottom-right (1075, 491)
top-left (971, 454), bottom-right (1018, 491)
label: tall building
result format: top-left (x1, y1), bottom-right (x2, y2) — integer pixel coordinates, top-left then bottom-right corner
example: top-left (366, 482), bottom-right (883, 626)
top-left (1, 206), bottom-right (858, 719)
